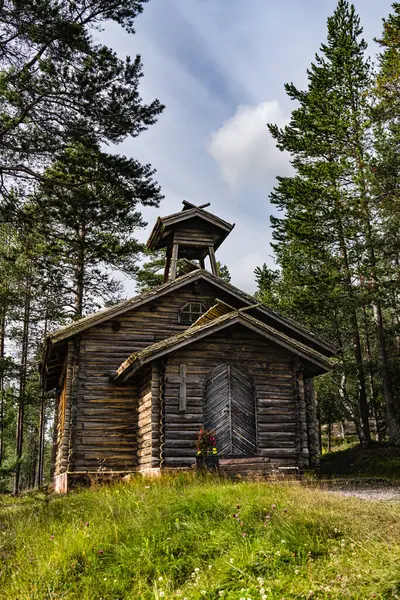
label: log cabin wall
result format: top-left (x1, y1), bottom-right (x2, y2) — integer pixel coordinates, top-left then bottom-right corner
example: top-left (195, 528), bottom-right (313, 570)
top-left (64, 281), bottom-right (248, 473)
top-left (304, 379), bottom-right (319, 466)
top-left (137, 365), bottom-right (152, 469)
top-left (54, 340), bottom-right (73, 476)
top-left (71, 331), bottom-right (139, 472)
top-left (162, 324), bottom-right (301, 469)
top-left (150, 363), bottom-right (163, 469)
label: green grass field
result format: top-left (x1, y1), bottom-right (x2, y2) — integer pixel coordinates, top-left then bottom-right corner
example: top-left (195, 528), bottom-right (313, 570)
top-left (0, 475), bottom-right (399, 600)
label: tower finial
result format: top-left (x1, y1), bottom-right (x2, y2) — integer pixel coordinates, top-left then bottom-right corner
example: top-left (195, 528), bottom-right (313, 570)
top-left (182, 200), bottom-right (211, 211)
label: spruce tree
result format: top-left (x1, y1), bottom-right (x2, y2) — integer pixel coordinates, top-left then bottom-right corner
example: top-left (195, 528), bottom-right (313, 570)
top-left (266, 0), bottom-right (374, 443)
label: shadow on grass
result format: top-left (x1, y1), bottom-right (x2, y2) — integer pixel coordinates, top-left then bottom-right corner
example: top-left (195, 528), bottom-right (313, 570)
top-left (318, 441), bottom-right (400, 481)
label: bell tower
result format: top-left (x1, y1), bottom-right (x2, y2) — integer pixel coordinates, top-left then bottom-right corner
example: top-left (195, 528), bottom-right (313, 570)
top-left (147, 201), bottom-right (235, 282)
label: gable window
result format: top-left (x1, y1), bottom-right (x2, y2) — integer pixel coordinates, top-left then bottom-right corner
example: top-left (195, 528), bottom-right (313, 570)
top-left (179, 301), bottom-right (206, 325)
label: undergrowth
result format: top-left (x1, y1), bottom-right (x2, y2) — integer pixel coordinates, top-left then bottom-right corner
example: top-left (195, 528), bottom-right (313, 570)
top-left (319, 441), bottom-right (400, 480)
top-left (0, 474), bottom-right (399, 599)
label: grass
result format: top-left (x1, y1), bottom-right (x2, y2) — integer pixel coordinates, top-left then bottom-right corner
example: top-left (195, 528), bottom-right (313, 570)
top-left (0, 474), bottom-right (400, 599)
top-left (319, 441), bottom-right (400, 481)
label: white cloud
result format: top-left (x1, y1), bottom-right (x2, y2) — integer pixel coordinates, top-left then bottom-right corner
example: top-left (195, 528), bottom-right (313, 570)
top-left (209, 101), bottom-right (291, 188)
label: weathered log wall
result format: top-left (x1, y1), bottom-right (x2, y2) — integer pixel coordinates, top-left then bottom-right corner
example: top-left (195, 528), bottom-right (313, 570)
top-left (54, 340), bottom-right (73, 476)
top-left (162, 323), bottom-right (301, 469)
top-left (64, 280), bottom-right (238, 472)
top-left (53, 280), bottom-right (319, 475)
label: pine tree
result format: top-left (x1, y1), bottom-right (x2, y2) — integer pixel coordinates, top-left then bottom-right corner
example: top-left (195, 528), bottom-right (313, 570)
top-left (265, 0), bottom-right (375, 443)
top-left (29, 142), bottom-right (162, 317)
top-left (0, 1), bottom-right (163, 201)
top-left (370, 3), bottom-right (400, 443)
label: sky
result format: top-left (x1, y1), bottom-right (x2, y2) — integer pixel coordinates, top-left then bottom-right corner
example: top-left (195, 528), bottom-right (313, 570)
top-left (102, 0), bottom-right (393, 295)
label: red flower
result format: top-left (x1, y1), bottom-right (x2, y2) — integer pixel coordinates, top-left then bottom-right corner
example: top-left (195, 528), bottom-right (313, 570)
top-left (98, 549), bottom-right (104, 555)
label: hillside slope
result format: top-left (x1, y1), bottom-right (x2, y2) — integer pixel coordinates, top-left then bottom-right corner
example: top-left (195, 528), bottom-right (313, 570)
top-left (0, 476), bottom-right (399, 599)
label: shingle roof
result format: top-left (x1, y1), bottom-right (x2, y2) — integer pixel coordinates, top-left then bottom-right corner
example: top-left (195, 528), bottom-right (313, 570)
top-left (146, 205), bottom-right (235, 251)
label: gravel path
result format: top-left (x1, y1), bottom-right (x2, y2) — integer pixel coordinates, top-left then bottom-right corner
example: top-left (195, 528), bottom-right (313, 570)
top-left (326, 485), bottom-right (400, 501)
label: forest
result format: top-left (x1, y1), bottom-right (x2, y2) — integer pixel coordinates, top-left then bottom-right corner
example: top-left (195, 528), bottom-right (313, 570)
top-left (1, 0), bottom-right (400, 493)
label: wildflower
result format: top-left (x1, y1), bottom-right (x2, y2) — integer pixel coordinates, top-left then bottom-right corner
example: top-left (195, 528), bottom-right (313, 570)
top-left (294, 569), bottom-right (300, 575)
top-left (229, 558), bottom-right (234, 563)
top-left (145, 485), bottom-right (150, 489)
top-left (158, 576), bottom-right (163, 582)
top-left (260, 587), bottom-right (265, 594)
top-left (194, 567), bottom-right (200, 573)
top-left (98, 549), bottom-right (104, 555)
top-left (271, 503), bottom-right (277, 510)
top-left (281, 539), bottom-right (286, 544)
top-left (265, 513), bottom-right (271, 520)
top-left (159, 592), bottom-right (165, 598)
top-left (257, 577), bottom-right (264, 584)
top-left (242, 532), bottom-right (247, 537)
top-left (50, 535), bottom-right (54, 541)
top-left (85, 522), bottom-right (89, 527)
top-left (208, 564), bottom-right (212, 569)
top-left (103, 578), bottom-right (107, 581)
top-left (219, 592), bottom-right (225, 597)
top-left (275, 550), bottom-right (281, 556)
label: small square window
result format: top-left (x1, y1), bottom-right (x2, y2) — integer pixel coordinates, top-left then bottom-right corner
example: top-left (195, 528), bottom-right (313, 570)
top-left (179, 301), bottom-right (206, 324)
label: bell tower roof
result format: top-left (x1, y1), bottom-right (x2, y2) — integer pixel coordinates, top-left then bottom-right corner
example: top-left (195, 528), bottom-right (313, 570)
top-left (147, 201), bottom-right (234, 253)
top-left (147, 201), bottom-right (235, 281)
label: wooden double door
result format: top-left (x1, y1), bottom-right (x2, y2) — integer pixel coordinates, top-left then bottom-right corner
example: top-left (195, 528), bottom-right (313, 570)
top-left (204, 364), bottom-right (256, 457)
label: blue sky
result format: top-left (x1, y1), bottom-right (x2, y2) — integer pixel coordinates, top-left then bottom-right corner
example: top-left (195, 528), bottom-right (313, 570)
top-left (103, 0), bottom-right (393, 294)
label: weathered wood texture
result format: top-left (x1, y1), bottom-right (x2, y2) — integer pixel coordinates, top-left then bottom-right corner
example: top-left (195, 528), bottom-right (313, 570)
top-left (163, 324), bottom-right (301, 469)
top-left (54, 341), bottom-right (73, 476)
top-left (137, 365), bottom-right (152, 469)
top-left (293, 367), bottom-right (310, 468)
top-left (53, 281), bottom-right (320, 475)
top-left (204, 364), bottom-right (256, 456)
top-left (61, 281), bottom-right (238, 472)
top-left (304, 378), bottom-right (319, 467)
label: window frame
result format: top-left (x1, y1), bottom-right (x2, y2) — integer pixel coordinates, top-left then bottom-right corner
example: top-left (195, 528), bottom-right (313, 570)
top-left (178, 300), bottom-right (207, 325)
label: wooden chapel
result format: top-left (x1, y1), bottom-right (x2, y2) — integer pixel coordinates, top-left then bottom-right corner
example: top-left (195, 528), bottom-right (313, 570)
top-left (41, 201), bottom-right (336, 492)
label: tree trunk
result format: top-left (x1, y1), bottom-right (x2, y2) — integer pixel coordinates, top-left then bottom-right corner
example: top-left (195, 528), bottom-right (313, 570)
top-left (75, 226), bottom-right (86, 318)
top-left (336, 227), bottom-right (370, 444)
top-left (36, 305), bottom-right (49, 489)
top-left (0, 306), bottom-right (5, 466)
top-left (14, 280), bottom-right (31, 494)
top-left (373, 302), bottom-right (400, 444)
top-left (361, 305), bottom-right (384, 441)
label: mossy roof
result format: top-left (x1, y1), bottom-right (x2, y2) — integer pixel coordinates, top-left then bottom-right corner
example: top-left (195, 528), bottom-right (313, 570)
top-left (114, 303), bottom-right (334, 383)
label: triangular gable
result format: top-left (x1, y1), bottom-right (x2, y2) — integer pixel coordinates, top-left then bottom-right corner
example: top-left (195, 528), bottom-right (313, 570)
top-left (45, 269), bottom-right (337, 357)
top-left (113, 310), bottom-right (333, 383)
